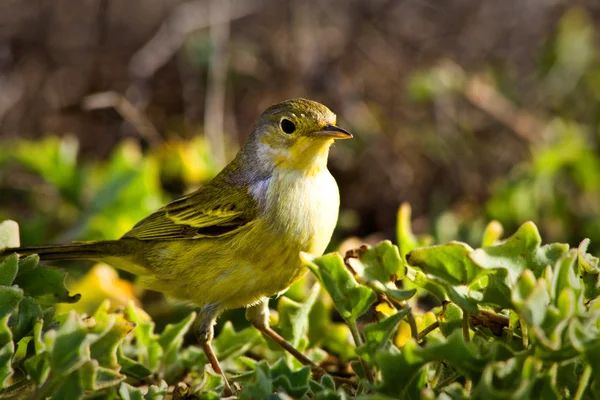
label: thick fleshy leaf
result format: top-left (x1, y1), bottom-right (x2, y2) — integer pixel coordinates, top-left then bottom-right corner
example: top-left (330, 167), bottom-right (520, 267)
top-left (0, 254), bottom-right (18, 286)
top-left (396, 203), bottom-right (420, 260)
top-left (48, 311), bottom-right (91, 375)
top-left (239, 362), bottom-right (273, 400)
top-left (24, 351), bottom-right (51, 385)
top-left (145, 380), bottom-right (169, 400)
top-left (278, 283), bottom-right (321, 366)
top-left (578, 239), bottom-right (600, 300)
top-left (481, 220), bottom-right (504, 247)
top-left (52, 369), bottom-right (84, 400)
top-left (269, 358), bottom-right (311, 398)
top-left (476, 354), bottom-right (548, 399)
top-left (349, 241), bottom-right (405, 284)
top-left (10, 296), bottom-right (43, 343)
top-left (377, 331), bottom-right (492, 396)
top-left (551, 250), bottom-right (581, 308)
top-left (119, 382), bottom-right (145, 400)
top-left (90, 316), bottom-right (136, 370)
top-left (470, 222), bottom-right (568, 283)
top-left (347, 242), bottom-right (415, 303)
top-left (0, 341), bottom-right (14, 388)
top-left (301, 252), bottom-right (376, 323)
top-left (408, 242), bottom-right (480, 286)
top-left (512, 271), bottom-right (549, 327)
top-left (117, 348), bottom-right (152, 380)
top-left (125, 302), bottom-right (162, 371)
top-left (80, 359), bottom-right (126, 391)
top-left (213, 322), bottom-right (263, 360)
top-left (157, 311), bottom-right (195, 362)
top-left (14, 266), bottom-right (81, 305)
top-left (17, 254), bottom-right (40, 275)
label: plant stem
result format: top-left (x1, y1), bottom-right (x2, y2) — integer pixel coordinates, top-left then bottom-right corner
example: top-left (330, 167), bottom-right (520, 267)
top-left (417, 321), bottom-right (440, 342)
top-left (405, 305), bottom-right (419, 340)
top-left (0, 379), bottom-right (36, 400)
top-left (462, 311), bottom-right (470, 343)
top-left (434, 370), bottom-right (460, 392)
top-left (348, 320), bottom-right (375, 384)
top-left (574, 365), bottom-right (592, 400)
top-left (519, 316), bottom-right (529, 348)
top-left (429, 362), bottom-right (443, 388)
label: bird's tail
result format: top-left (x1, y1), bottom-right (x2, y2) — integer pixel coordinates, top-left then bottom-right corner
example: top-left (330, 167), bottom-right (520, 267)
top-left (1, 240), bottom-right (126, 262)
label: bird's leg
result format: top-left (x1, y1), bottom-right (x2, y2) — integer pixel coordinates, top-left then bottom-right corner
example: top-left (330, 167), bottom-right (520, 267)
top-left (246, 299), bottom-right (317, 369)
top-left (192, 304), bottom-right (233, 397)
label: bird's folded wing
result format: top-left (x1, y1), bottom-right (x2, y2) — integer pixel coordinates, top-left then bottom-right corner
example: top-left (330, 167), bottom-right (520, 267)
top-left (122, 185), bottom-right (258, 240)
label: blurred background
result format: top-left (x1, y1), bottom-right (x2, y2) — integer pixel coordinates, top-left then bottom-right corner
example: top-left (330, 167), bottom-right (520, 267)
top-left (1, 0), bottom-right (599, 315)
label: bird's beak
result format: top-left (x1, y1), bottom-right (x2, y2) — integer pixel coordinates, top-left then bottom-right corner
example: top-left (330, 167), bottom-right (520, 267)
top-left (312, 124), bottom-right (353, 140)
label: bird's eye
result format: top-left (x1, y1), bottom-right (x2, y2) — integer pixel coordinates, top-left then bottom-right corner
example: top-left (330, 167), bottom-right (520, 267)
top-left (280, 118), bottom-right (296, 134)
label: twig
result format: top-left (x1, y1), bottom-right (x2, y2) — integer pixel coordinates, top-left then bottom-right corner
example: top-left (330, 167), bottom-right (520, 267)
top-left (128, 0), bottom-right (260, 82)
top-left (204, 0), bottom-right (230, 168)
top-left (573, 364), bottom-right (592, 400)
top-left (348, 321), bottom-right (375, 384)
top-left (417, 321), bottom-right (440, 342)
top-left (462, 311), bottom-right (470, 343)
top-left (82, 91), bottom-right (162, 148)
top-left (464, 75), bottom-right (545, 142)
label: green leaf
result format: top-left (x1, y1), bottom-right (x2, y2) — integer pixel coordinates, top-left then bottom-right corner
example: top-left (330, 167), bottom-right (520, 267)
top-left (350, 241), bottom-right (405, 283)
top-left (125, 302), bottom-right (162, 371)
top-left (17, 254), bottom-right (39, 275)
top-left (378, 330), bottom-right (493, 397)
top-left (0, 286), bottom-right (23, 347)
top-left (512, 270), bottom-right (550, 327)
top-left (397, 203), bottom-right (419, 260)
top-left (119, 382), bottom-right (145, 400)
top-left (117, 348), bottom-right (152, 380)
top-left (52, 369), bottom-right (84, 400)
top-left (347, 242), bottom-right (415, 303)
top-left (408, 242), bottom-right (480, 286)
top-left (551, 249), bottom-right (582, 308)
top-left (213, 322), bottom-right (263, 361)
top-left (14, 266), bottom-right (81, 305)
top-left (90, 316), bottom-right (136, 370)
top-left (24, 352), bottom-right (51, 385)
top-left (0, 341), bottom-right (14, 388)
top-left (48, 311), bottom-right (91, 375)
top-left (0, 254), bottom-right (18, 286)
top-left (10, 296), bottom-right (43, 343)
top-left (481, 220), bottom-right (504, 247)
top-left (479, 269), bottom-right (513, 310)
top-left (578, 239), bottom-right (600, 300)
top-left (80, 360), bottom-right (125, 391)
top-left (470, 222), bottom-right (569, 283)
top-left (270, 358), bottom-right (311, 398)
top-left (157, 311), bottom-right (195, 364)
top-left (473, 355), bottom-right (542, 399)
top-left (301, 252), bottom-right (376, 323)
top-left (357, 309), bottom-right (410, 362)
top-left (239, 361), bottom-right (273, 400)
top-left (438, 302), bottom-right (463, 337)
top-left (145, 380), bottom-right (169, 400)
top-left (278, 283), bottom-right (321, 352)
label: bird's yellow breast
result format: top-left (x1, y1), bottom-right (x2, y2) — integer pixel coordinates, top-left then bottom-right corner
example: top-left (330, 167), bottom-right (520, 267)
top-left (138, 168), bottom-right (340, 311)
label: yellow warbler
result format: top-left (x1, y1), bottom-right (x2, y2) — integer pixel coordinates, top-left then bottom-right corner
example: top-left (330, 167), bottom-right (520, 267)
top-left (3, 98), bottom-right (351, 394)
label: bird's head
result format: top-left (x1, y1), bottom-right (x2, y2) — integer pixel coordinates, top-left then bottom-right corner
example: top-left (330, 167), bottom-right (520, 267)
top-left (245, 98), bottom-right (352, 175)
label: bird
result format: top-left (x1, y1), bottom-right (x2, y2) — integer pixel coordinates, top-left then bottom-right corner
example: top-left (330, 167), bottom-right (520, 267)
top-left (2, 98), bottom-right (351, 395)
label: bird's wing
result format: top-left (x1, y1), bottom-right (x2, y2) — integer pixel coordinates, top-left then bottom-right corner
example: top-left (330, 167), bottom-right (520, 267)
top-left (122, 182), bottom-right (259, 240)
